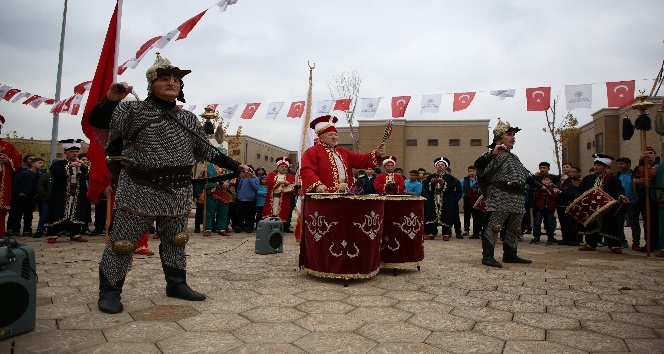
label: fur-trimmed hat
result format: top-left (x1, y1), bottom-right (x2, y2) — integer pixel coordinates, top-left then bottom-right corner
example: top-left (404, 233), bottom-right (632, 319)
top-left (382, 155), bottom-right (397, 166)
top-left (309, 115), bottom-right (338, 136)
top-left (59, 139), bottom-right (84, 151)
top-left (433, 156), bottom-right (450, 168)
top-left (275, 157), bottom-right (292, 167)
top-left (592, 153), bottom-right (614, 166)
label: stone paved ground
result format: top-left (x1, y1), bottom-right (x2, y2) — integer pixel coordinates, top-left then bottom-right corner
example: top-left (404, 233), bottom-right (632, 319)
top-left (1, 224), bottom-right (663, 353)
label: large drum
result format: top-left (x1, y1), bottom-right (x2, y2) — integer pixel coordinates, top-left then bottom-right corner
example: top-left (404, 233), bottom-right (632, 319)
top-left (565, 187), bottom-right (617, 226)
top-left (381, 195), bottom-right (425, 268)
top-left (299, 194), bottom-right (385, 279)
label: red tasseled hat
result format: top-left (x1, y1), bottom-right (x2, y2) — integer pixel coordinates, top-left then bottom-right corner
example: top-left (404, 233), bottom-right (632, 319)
top-left (309, 115), bottom-right (338, 136)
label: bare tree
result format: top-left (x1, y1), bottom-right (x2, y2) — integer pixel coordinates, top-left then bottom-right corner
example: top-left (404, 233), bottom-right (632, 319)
top-left (543, 97), bottom-right (581, 172)
top-left (328, 70), bottom-right (362, 151)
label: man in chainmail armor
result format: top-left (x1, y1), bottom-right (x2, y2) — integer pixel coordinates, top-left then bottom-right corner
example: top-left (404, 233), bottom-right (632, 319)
top-left (89, 54), bottom-right (243, 314)
top-left (474, 119), bottom-right (533, 268)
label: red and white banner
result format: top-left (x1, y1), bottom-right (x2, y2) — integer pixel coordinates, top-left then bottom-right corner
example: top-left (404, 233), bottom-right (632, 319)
top-left (526, 87), bottom-right (551, 111)
top-left (453, 92), bottom-right (476, 112)
top-left (3, 88), bottom-right (21, 101)
top-left (606, 80), bottom-right (635, 108)
top-left (391, 96), bottom-right (411, 118)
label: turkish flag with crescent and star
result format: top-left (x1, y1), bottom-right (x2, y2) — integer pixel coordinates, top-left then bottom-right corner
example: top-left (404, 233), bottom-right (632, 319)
top-left (240, 103), bottom-right (261, 119)
top-left (287, 101), bottom-right (305, 118)
top-left (526, 87), bottom-right (551, 111)
top-left (606, 80), bottom-right (635, 108)
top-left (452, 92), bottom-right (476, 112)
top-left (391, 96), bottom-right (411, 118)
top-left (333, 98), bottom-right (352, 111)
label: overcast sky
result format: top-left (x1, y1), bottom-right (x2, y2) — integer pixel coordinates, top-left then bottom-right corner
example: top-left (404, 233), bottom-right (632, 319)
top-left (1, 0), bottom-right (663, 173)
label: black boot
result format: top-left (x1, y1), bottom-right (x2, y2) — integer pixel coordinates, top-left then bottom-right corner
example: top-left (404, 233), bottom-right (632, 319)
top-left (163, 265), bottom-right (206, 301)
top-left (481, 228), bottom-right (502, 268)
top-left (98, 269), bottom-right (125, 314)
top-left (503, 240), bottom-right (532, 264)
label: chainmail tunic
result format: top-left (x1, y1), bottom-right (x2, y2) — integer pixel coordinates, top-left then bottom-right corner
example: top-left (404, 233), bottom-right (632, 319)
top-left (108, 100), bottom-right (219, 216)
top-left (480, 150), bottom-right (529, 213)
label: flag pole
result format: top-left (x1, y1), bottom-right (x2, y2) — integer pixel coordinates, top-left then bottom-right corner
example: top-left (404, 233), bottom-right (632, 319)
top-left (49, 0), bottom-right (68, 164)
top-left (294, 62), bottom-right (315, 243)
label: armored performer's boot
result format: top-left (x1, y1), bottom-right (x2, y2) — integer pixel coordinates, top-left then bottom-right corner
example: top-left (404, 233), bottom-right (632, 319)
top-left (481, 234), bottom-right (502, 268)
top-left (98, 269), bottom-right (125, 314)
top-left (163, 265), bottom-right (206, 301)
top-left (502, 242), bottom-right (532, 264)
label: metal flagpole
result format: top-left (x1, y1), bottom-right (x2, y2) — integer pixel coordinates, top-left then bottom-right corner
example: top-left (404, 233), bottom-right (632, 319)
top-left (49, 0), bottom-right (69, 164)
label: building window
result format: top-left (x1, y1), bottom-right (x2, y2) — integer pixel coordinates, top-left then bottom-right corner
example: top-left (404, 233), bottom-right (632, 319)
top-left (270, 157), bottom-right (274, 162)
top-left (470, 139), bottom-right (482, 146)
top-left (427, 139), bottom-right (438, 147)
top-left (406, 139), bottom-right (417, 146)
top-left (449, 139), bottom-right (460, 146)
top-left (595, 133), bottom-right (604, 153)
top-left (257, 153), bottom-right (261, 159)
top-left (586, 142), bottom-right (592, 150)
top-left (264, 156), bottom-right (268, 161)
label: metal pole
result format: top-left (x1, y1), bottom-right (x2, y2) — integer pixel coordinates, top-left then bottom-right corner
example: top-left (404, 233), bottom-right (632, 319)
top-left (49, 0), bottom-right (68, 164)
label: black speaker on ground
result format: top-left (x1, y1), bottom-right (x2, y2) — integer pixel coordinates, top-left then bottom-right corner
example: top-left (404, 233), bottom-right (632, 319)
top-left (0, 238), bottom-right (37, 340)
top-left (255, 217), bottom-right (284, 254)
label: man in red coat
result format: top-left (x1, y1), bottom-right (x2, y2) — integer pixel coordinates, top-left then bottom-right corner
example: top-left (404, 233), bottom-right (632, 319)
top-left (374, 155), bottom-right (405, 195)
top-left (263, 157), bottom-right (296, 230)
top-left (0, 114), bottom-right (23, 237)
top-left (300, 115), bottom-right (384, 193)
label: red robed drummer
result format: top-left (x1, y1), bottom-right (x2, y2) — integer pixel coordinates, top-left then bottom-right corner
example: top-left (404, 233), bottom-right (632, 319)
top-left (300, 115), bottom-right (385, 193)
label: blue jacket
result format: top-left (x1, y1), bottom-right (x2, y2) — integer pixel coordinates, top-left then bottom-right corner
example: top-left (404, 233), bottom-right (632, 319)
top-left (236, 176), bottom-right (259, 201)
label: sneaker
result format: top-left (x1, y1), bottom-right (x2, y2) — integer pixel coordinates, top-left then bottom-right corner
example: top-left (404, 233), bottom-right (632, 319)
top-left (203, 230), bottom-right (212, 237)
top-left (578, 245), bottom-right (596, 251)
top-left (47, 237), bottom-right (57, 244)
top-left (469, 234), bottom-right (480, 239)
top-left (546, 240), bottom-right (554, 245)
top-left (22, 231), bottom-right (33, 237)
top-left (218, 231), bottom-right (231, 236)
top-left (33, 231), bottom-right (44, 238)
top-left (442, 235), bottom-right (450, 241)
top-left (610, 247), bottom-right (623, 254)
top-left (529, 238), bottom-right (540, 244)
top-left (461, 232), bottom-right (469, 236)
top-left (424, 235), bottom-right (436, 240)
top-left (71, 236), bottom-right (88, 242)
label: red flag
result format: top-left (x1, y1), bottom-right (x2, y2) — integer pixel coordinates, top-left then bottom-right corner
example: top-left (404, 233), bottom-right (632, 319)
top-left (240, 103), bottom-right (261, 119)
top-left (73, 81), bottom-right (92, 95)
top-left (287, 101), bottom-right (305, 118)
top-left (606, 80), bottom-right (635, 108)
top-left (50, 100), bottom-right (66, 113)
top-left (391, 96), bottom-right (411, 118)
top-left (177, 10), bottom-right (207, 40)
top-left (43, 98), bottom-right (56, 105)
top-left (452, 92), bottom-right (476, 112)
top-left (3, 88), bottom-right (21, 101)
top-left (333, 98), bottom-right (352, 111)
top-left (526, 87), bottom-right (551, 111)
top-left (81, 1), bottom-right (119, 205)
top-left (22, 95), bottom-right (41, 105)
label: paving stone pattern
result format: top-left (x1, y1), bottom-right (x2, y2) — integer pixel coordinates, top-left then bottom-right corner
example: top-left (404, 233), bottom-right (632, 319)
top-left (1, 224), bottom-right (663, 353)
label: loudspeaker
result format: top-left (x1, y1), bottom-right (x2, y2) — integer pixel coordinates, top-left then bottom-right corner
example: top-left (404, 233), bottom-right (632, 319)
top-left (255, 217), bottom-right (284, 254)
top-left (0, 238), bottom-right (37, 340)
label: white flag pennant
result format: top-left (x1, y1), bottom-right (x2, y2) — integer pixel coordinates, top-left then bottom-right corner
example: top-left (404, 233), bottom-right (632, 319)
top-left (315, 100), bottom-right (333, 115)
top-left (265, 102), bottom-right (284, 120)
top-left (490, 89), bottom-right (516, 100)
top-left (565, 84), bottom-right (592, 110)
top-left (219, 104), bottom-right (238, 119)
top-left (357, 97), bottom-right (382, 118)
top-left (420, 94), bottom-right (442, 114)
top-left (217, 0), bottom-right (239, 12)
top-left (10, 92), bottom-right (31, 103)
top-left (186, 104), bottom-right (197, 112)
top-left (152, 28), bottom-right (180, 49)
